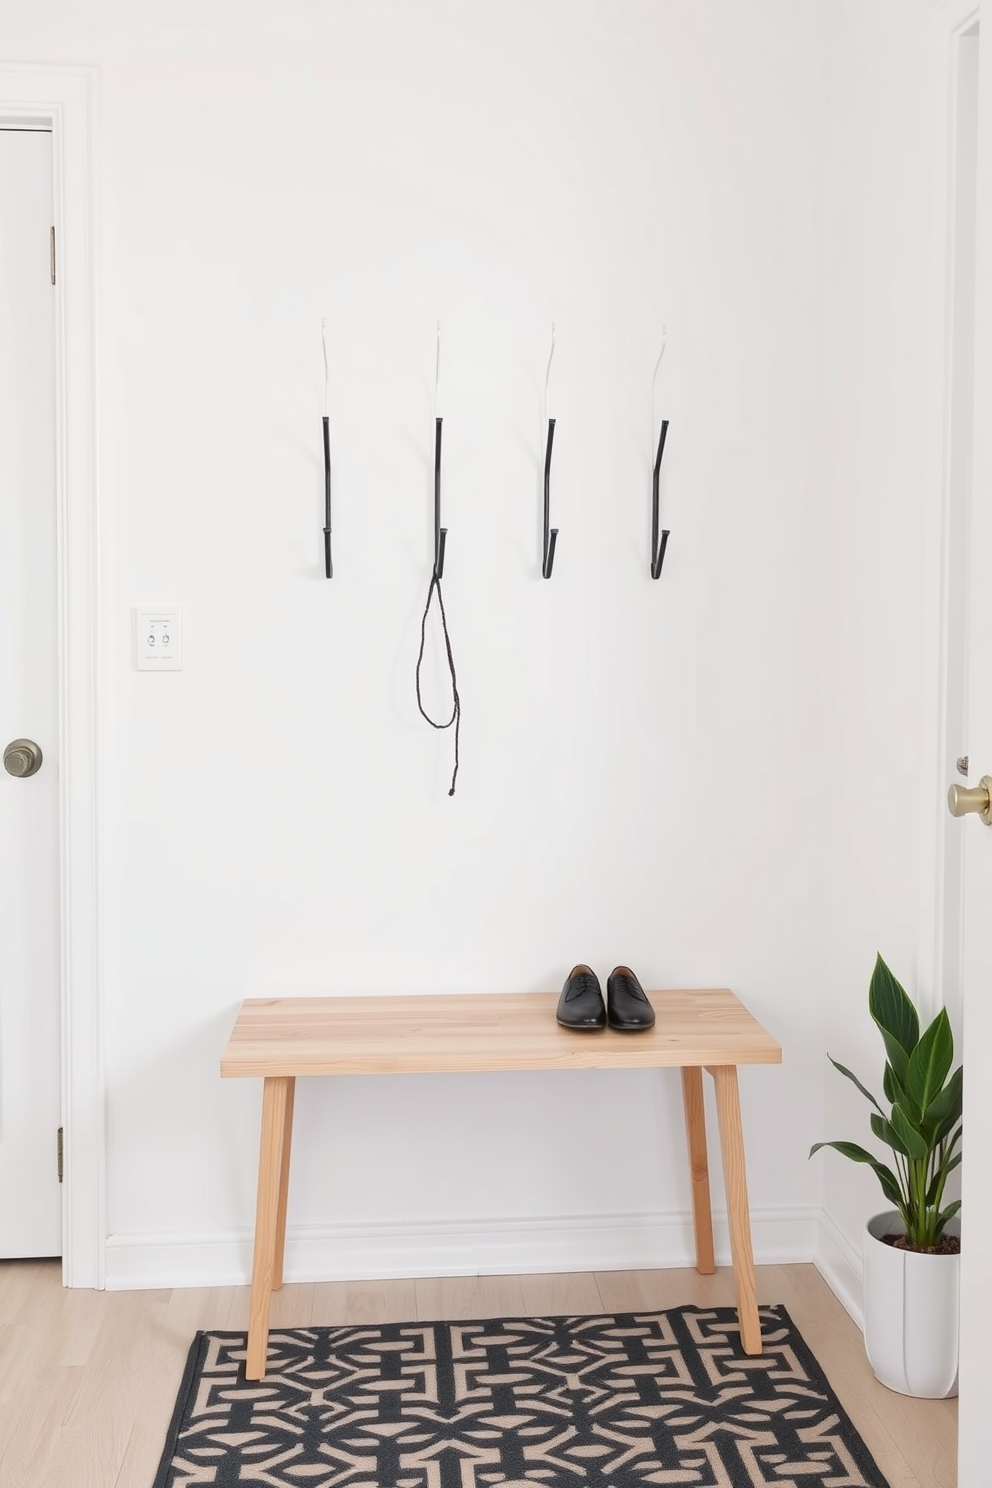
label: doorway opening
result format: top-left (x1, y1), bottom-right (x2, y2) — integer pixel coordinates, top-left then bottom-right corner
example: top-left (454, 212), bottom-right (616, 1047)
top-left (0, 66), bottom-right (102, 1289)
top-left (0, 122), bottom-right (61, 1260)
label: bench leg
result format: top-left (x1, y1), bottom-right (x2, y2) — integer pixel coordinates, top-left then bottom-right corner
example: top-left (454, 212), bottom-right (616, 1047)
top-left (246, 1075), bottom-right (294, 1380)
top-left (272, 1076), bottom-right (296, 1290)
top-left (680, 1067), bottom-right (715, 1275)
top-left (708, 1064), bottom-right (762, 1356)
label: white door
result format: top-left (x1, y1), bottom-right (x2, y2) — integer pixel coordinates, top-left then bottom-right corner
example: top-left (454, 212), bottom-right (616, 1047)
top-left (944, 8), bottom-right (992, 1483)
top-left (0, 127), bottom-right (61, 1257)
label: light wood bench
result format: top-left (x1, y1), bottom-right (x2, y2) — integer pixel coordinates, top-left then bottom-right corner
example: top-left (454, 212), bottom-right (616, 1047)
top-left (221, 989), bottom-right (781, 1379)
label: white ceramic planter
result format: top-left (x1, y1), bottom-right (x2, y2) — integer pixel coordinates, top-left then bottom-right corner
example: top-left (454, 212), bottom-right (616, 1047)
top-left (863, 1210), bottom-right (960, 1398)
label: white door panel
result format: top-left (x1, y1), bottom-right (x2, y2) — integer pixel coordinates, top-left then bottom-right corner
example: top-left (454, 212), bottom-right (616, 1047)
top-left (0, 128), bottom-right (61, 1257)
top-left (947, 10), bottom-right (992, 1483)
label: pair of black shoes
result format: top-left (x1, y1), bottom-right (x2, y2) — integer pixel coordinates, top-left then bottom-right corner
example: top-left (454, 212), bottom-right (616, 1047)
top-left (556, 964), bottom-right (656, 1032)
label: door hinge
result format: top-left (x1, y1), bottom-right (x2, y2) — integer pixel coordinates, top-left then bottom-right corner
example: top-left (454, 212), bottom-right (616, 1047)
top-left (50, 226), bottom-right (56, 285)
top-left (57, 1126), bottom-right (64, 1183)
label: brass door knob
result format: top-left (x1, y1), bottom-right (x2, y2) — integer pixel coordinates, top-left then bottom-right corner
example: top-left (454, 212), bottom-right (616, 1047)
top-left (947, 775), bottom-right (992, 824)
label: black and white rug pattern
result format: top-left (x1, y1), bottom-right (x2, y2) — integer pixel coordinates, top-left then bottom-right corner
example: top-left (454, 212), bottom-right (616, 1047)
top-left (154, 1304), bottom-right (890, 1487)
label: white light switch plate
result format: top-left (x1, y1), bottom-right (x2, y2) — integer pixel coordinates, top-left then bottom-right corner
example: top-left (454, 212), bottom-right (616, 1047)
top-left (135, 605), bottom-right (182, 671)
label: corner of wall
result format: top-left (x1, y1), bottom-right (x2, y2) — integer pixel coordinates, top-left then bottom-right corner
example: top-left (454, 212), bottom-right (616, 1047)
top-left (813, 1208), bottom-right (864, 1332)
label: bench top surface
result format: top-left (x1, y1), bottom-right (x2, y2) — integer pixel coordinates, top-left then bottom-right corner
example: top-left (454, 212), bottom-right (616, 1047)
top-left (221, 989), bottom-right (781, 1078)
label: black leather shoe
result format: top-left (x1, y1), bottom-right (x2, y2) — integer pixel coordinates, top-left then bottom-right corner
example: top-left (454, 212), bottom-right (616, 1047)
top-left (607, 967), bottom-right (656, 1031)
top-left (556, 965), bottom-right (607, 1030)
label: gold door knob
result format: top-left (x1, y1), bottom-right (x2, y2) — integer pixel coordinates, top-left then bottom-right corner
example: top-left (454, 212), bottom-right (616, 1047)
top-left (947, 775), bottom-right (992, 824)
top-left (3, 738), bottom-right (43, 778)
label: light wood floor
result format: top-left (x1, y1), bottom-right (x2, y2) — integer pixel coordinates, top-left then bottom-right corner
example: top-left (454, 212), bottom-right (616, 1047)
top-left (0, 1259), bottom-right (955, 1487)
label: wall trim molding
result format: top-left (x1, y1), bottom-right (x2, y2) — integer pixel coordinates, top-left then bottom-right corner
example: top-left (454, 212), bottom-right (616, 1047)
top-left (812, 1210), bottom-right (864, 1333)
top-left (0, 64), bottom-right (104, 1288)
top-left (105, 1204), bottom-right (820, 1292)
top-left (930, 0), bottom-right (980, 26)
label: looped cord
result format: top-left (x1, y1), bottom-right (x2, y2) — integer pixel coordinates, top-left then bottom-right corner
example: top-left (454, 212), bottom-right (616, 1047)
top-left (415, 567), bottom-right (460, 796)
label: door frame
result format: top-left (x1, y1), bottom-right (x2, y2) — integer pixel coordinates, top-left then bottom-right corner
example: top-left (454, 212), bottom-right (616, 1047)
top-left (0, 65), bottom-right (103, 1287)
top-left (919, 0), bottom-right (981, 1029)
top-left (923, 3), bottom-right (983, 1482)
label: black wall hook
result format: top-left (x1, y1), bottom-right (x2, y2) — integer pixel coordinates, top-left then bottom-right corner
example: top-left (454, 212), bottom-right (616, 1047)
top-left (543, 418), bottom-right (558, 579)
top-left (434, 416), bottom-right (447, 578)
top-left (321, 320), bottom-right (333, 577)
top-left (542, 324), bottom-right (558, 579)
top-left (651, 418), bottom-right (670, 580)
top-left (322, 416), bottom-right (333, 578)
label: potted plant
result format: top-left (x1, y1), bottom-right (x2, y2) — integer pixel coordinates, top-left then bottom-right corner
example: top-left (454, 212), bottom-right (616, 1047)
top-left (811, 954), bottom-right (962, 1397)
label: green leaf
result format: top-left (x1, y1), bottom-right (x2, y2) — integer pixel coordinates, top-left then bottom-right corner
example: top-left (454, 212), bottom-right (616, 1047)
top-left (871, 1112), bottom-right (910, 1157)
top-left (869, 955), bottom-right (919, 1078)
top-left (869, 955), bottom-right (920, 1050)
top-left (938, 1200), bottom-right (962, 1226)
top-left (883, 1061), bottom-right (911, 1111)
top-left (926, 1148), bottom-right (963, 1205)
top-left (810, 1141), bottom-right (905, 1209)
top-left (828, 1056), bottom-right (884, 1114)
top-left (923, 1067), bottom-right (963, 1143)
top-left (889, 1103), bottom-right (929, 1162)
top-left (905, 1010), bottom-right (954, 1119)
top-left (879, 1035), bottom-right (909, 1086)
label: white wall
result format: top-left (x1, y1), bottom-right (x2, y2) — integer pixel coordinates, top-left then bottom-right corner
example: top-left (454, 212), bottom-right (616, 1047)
top-left (2, 0), bottom-right (855, 1286)
top-left (815, 0), bottom-right (939, 1312)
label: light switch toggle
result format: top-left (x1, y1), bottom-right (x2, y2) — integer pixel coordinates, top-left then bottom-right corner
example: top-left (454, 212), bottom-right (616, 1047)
top-left (135, 605), bottom-right (182, 671)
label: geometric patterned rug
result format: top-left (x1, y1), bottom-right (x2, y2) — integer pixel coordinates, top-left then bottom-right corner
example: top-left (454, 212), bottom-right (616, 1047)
top-left (152, 1304), bottom-right (891, 1487)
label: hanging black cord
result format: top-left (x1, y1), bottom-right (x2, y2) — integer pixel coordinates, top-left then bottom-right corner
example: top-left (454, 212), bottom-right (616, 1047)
top-left (416, 566), bottom-right (461, 796)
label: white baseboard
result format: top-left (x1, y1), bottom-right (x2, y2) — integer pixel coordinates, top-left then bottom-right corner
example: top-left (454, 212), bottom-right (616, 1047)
top-left (104, 1205), bottom-right (820, 1291)
top-left (813, 1210), bottom-right (864, 1331)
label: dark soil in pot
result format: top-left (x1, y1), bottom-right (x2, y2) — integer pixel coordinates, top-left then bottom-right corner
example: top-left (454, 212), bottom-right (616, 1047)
top-left (880, 1233), bottom-right (960, 1256)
